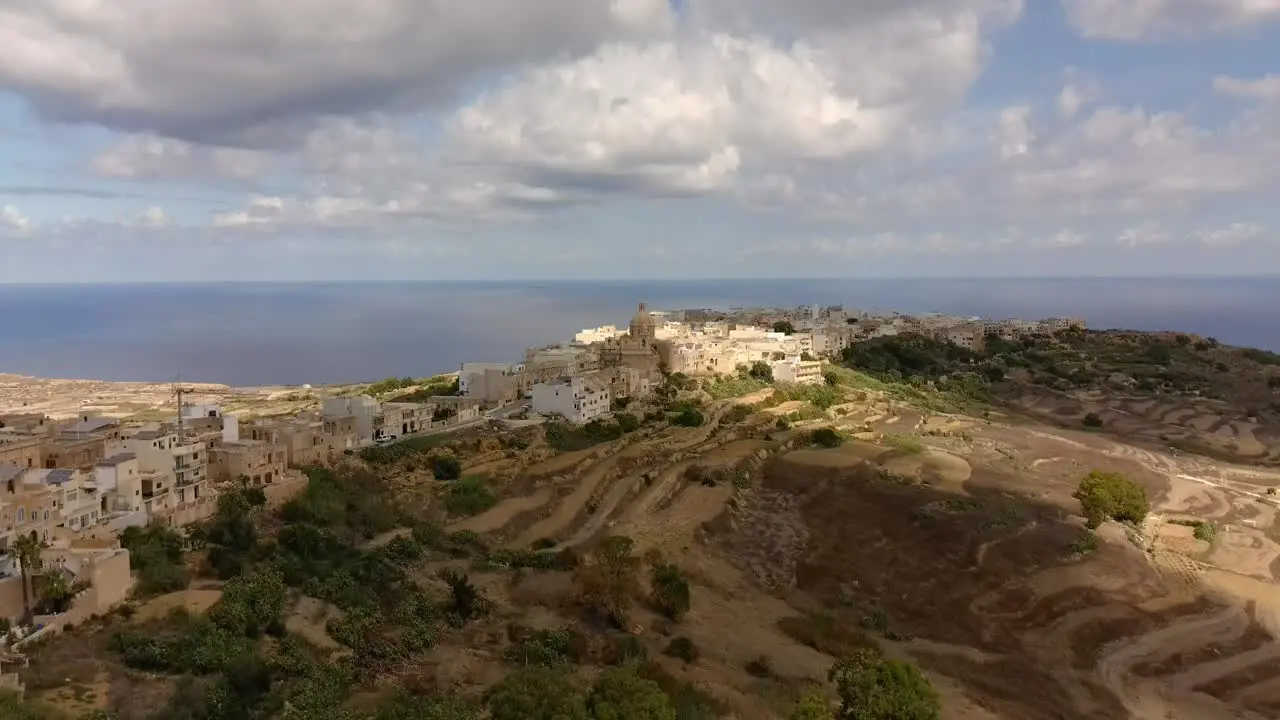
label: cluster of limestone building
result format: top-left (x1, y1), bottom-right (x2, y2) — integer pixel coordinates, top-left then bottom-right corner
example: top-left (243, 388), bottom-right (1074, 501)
top-left (0, 391), bottom-right (487, 635)
top-left (462, 303), bottom-right (1086, 425)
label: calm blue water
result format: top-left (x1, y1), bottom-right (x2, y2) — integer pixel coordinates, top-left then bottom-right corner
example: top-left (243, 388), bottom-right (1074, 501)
top-left (1, 278), bottom-right (1277, 386)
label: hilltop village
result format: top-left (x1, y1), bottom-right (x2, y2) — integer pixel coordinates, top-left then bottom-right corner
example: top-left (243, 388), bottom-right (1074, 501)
top-left (0, 303), bottom-right (1086, 660)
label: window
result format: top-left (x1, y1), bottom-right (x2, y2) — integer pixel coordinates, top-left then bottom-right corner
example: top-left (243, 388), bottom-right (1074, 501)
top-left (17, 507), bottom-right (25, 522)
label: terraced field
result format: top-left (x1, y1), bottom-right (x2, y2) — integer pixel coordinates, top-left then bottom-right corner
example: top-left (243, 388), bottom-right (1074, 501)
top-left (439, 391), bottom-right (1280, 719)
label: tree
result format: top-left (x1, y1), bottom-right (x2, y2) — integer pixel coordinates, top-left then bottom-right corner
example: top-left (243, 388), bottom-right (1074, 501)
top-left (205, 487), bottom-right (261, 579)
top-left (1073, 470), bottom-right (1149, 529)
top-left (748, 361), bottom-right (774, 382)
top-left (773, 321), bottom-right (797, 335)
top-left (7, 534), bottom-right (42, 623)
top-left (576, 536), bottom-right (641, 627)
top-left (486, 667), bottom-right (589, 720)
top-left (829, 648), bottom-right (940, 720)
top-left (587, 667), bottom-right (676, 720)
top-left (1082, 412), bottom-right (1103, 428)
top-left (35, 569), bottom-right (74, 614)
top-left (801, 351), bottom-right (816, 362)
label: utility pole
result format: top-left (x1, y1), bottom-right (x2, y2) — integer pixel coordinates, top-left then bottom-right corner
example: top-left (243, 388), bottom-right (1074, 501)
top-left (172, 376), bottom-right (193, 445)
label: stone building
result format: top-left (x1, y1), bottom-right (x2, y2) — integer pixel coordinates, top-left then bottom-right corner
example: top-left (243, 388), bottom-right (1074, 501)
top-left (599, 303), bottom-right (664, 388)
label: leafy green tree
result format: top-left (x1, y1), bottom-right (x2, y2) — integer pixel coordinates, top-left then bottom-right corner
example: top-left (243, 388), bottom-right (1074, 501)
top-left (772, 321), bottom-right (797, 335)
top-left (120, 523), bottom-right (190, 594)
top-left (204, 488), bottom-right (262, 579)
top-left (748, 361), bottom-right (774, 382)
top-left (486, 667), bottom-right (589, 720)
top-left (587, 667), bottom-right (676, 720)
top-left (6, 534), bottom-right (42, 622)
top-left (829, 648), bottom-right (939, 720)
top-left (788, 687), bottom-right (834, 720)
top-left (1073, 470), bottom-right (1149, 529)
top-left (36, 569), bottom-right (74, 614)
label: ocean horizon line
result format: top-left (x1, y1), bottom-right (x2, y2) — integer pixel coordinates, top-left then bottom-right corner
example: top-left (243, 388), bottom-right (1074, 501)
top-left (3, 274), bottom-right (1280, 287)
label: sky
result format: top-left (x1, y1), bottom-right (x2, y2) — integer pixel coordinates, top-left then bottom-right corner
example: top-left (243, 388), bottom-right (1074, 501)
top-left (1, 0), bottom-right (1280, 282)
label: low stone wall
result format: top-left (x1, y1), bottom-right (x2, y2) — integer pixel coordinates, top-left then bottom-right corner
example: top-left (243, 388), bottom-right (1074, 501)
top-left (263, 471), bottom-right (309, 508)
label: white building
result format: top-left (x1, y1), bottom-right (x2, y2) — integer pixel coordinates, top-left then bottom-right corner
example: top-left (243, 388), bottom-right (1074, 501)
top-left (34, 469), bottom-right (101, 535)
top-left (531, 376), bottom-right (611, 424)
top-left (574, 326), bottom-right (624, 344)
top-left (459, 362), bottom-right (523, 403)
top-left (322, 395), bottom-right (380, 444)
top-left (771, 358), bottom-right (824, 386)
top-left (108, 430), bottom-right (209, 518)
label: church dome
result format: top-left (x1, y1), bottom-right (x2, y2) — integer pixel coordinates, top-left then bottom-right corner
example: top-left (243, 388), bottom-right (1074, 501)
top-left (630, 302), bottom-right (655, 339)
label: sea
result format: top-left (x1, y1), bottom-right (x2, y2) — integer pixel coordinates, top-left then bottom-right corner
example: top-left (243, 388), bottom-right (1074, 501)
top-left (1, 278), bottom-right (1277, 387)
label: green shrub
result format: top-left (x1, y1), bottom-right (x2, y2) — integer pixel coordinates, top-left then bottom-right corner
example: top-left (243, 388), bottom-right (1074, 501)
top-left (1069, 531), bottom-right (1098, 555)
top-left (486, 667), bottom-right (588, 720)
top-left (616, 413), bottom-right (641, 433)
top-left (588, 666), bottom-right (676, 720)
top-left (502, 627), bottom-right (582, 667)
top-left (673, 408), bottom-right (705, 428)
top-left (788, 687), bottom-right (834, 720)
top-left (649, 563), bottom-right (691, 621)
top-left (1082, 412), bottom-right (1104, 428)
top-left (446, 476), bottom-right (497, 517)
top-left (829, 647), bottom-right (939, 720)
top-left (431, 455), bottom-right (463, 480)
top-left (1194, 521), bottom-right (1217, 543)
top-left (811, 427), bottom-right (843, 448)
top-left (120, 524), bottom-right (190, 596)
top-left (663, 637), bottom-right (699, 663)
top-left (1073, 470), bottom-right (1149, 529)
top-left (706, 376), bottom-right (771, 400)
top-left (745, 655), bottom-right (773, 678)
top-left (883, 433), bottom-right (925, 455)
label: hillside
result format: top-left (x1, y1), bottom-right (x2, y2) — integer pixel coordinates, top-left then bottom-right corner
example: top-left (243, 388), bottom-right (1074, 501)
top-left (7, 341), bottom-right (1280, 720)
top-left (841, 329), bottom-right (1280, 465)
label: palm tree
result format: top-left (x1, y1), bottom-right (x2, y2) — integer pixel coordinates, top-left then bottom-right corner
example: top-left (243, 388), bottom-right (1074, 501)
top-left (7, 534), bottom-right (43, 623)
